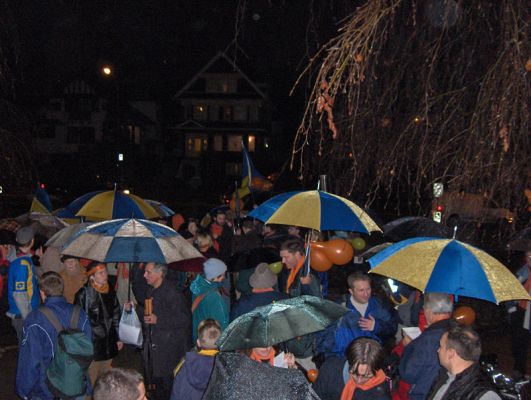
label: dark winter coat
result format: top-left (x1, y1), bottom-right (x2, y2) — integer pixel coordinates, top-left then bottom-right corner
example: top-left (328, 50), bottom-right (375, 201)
top-left (313, 355), bottom-right (348, 400)
top-left (399, 318), bottom-right (453, 400)
top-left (427, 364), bottom-right (499, 400)
top-left (142, 278), bottom-right (192, 378)
top-left (230, 290), bottom-right (289, 321)
top-left (74, 284), bottom-right (120, 361)
top-left (170, 350), bottom-right (217, 400)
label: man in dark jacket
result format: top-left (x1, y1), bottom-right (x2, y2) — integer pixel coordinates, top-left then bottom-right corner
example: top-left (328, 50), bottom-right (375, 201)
top-left (399, 293), bottom-right (453, 400)
top-left (230, 262), bottom-right (289, 320)
top-left (74, 262), bottom-right (122, 387)
top-left (16, 272), bottom-right (92, 400)
top-left (170, 319), bottom-right (221, 400)
top-left (278, 238), bottom-right (321, 297)
top-left (316, 272), bottom-right (397, 358)
top-left (143, 262), bottom-right (192, 400)
top-left (428, 324), bottom-right (500, 400)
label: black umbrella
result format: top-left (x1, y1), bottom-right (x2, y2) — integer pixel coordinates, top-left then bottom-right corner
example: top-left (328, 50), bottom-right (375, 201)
top-left (383, 216), bottom-right (451, 242)
top-left (202, 352), bottom-right (320, 400)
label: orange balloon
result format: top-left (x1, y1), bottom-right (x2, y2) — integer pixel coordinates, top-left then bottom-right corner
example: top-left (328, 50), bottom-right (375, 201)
top-left (453, 306), bottom-right (476, 326)
top-left (310, 247), bottom-right (333, 272)
top-left (322, 239), bottom-right (354, 265)
top-left (311, 241), bottom-right (327, 250)
top-left (307, 369), bottom-right (319, 382)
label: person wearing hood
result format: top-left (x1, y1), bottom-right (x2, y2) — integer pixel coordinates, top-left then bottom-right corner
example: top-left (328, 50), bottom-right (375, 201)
top-left (170, 319), bottom-right (221, 400)
top-left (190, 258), bottom-right (229, 341)
top-left (59, 255), bottom-right (86, 304)
top-left (314, 338), bottom-right (390, 400)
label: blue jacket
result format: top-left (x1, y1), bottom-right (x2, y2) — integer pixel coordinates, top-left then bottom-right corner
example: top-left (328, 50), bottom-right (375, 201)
top-left (399, 318), bottom-right (452, 400)
top-left (317, 296), bottom-right (397, 358)
top-left (7, 254), bottom-right (40, 316)
top-left (16, 296), bottom-right (92, 400)
top-left (230, 290), bottom-right (289, 321)
top-left (170, 350), bottom-right (217, 400)
top-left (190, 274), bottom-right (229, 341)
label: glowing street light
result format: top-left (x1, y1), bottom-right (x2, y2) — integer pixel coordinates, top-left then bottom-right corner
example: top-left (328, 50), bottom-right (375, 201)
top-left (102, 66), bottom-right (112, 76)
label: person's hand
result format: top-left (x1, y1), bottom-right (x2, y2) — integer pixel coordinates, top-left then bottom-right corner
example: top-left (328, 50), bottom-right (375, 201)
top-left (358, 315), bottom-right (376, 331)
top-left (300, 274), bottom-right (312, 285)
top-left (117, 341), bottom-right (124, 351)
top-left (235, 228), bottom-right (242, 235)
top-left (124, 302), bottom-right (133, 312)
top-left (144, 313), bottom-right (157, 324)
top-left (284, 352), bottom-right (296, 369)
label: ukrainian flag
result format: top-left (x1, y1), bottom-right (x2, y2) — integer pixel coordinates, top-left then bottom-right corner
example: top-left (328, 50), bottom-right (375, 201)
top-left (236, 143), bottom-right (264, 199)
top-left (30, 184), bottom-right (53, 214)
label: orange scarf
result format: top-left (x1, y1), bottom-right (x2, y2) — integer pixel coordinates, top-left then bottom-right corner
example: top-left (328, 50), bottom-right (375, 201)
top-left (91, 280), bottom-right (109, 294)
top-left (252, 288), bottom-right (274, 293)
top-left (286, 256), bottom-right (305, 294)
top-left (519, 272), bottom-right (531, 310)
top-left (340, 369), bottom-right (387, 400)
top-left (250, 348), bottom-right (275, 366)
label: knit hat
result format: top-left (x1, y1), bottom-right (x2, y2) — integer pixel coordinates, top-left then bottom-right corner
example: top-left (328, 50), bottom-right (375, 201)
top-left (203, 258), bottom-right (227, 280)
top-left (16, 226), bottom-right (35, 245)
top-left (249, 263), bottom-right (277, 289)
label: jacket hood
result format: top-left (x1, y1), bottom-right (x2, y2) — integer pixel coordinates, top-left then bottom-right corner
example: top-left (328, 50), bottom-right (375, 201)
top-left (184, 352), bottom-right (216, 390)
top-left (190, 274), bottom-right (221, 296)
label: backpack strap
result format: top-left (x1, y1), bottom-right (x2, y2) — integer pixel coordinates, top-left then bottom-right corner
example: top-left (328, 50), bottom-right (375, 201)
top-left (69, 305), bottom-right (81, 330)
top-left (39, 306), bottom-right (64, 333)
top-left (191, 294), bottom-right (206, 313)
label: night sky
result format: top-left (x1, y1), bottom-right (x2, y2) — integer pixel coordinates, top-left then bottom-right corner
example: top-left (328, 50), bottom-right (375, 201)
top-left (13, 0), bottom-right (356, 124)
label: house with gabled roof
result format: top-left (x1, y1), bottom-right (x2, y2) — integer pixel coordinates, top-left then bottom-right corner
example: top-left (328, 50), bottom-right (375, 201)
top-left (166, 51), bottom-right (274, 189)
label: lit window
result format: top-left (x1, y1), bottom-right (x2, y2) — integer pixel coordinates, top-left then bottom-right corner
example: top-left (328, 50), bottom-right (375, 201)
top-left (186, 134), bottom-right (208, 157)
top-left (227, 135), bottom-right (243, 152)
top-left (248, 135), bottom-right (256, 152)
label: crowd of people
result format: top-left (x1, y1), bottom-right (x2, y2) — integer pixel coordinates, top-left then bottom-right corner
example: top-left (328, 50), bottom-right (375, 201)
top-left (0, 208), bottom-right (529, 400)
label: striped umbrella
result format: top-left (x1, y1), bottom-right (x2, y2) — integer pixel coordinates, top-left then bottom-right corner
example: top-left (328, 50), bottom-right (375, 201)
top-left (368, 237), bottom-right (531, 304)
top-left (57, 190), bottom-right (160, 221)
top-left (61, 218), bottom-right (202, 264)
top-left (248, 190), bottom-right (381, 234)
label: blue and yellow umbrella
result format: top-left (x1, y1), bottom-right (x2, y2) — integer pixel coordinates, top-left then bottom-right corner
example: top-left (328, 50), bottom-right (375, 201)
top-left (368, 237), bottom-right (531, 304)
top-left (57, 190), bottom-right (160, 221)
top-left (248, 190), bottom-right (381, 234)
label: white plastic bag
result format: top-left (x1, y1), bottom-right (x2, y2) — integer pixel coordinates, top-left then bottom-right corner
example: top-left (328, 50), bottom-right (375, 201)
top-left (118, 305), bottom-right (143, 346)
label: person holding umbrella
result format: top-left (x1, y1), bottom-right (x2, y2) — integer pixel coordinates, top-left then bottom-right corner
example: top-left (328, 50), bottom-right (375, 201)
top-left (74, 262), bottom-right (123, 388)
top-left (279, 238), bottom-right (321, 297)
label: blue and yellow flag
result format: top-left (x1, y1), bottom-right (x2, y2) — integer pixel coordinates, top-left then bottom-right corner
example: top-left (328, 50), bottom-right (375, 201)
top-left (30, 184), bottom-right (53, 214)
top-left (236, 144), bottom-right (264, 199)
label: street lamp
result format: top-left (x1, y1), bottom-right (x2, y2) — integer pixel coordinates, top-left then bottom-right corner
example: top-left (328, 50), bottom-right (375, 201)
top-left (102, 66), bottom-right (112, 76)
